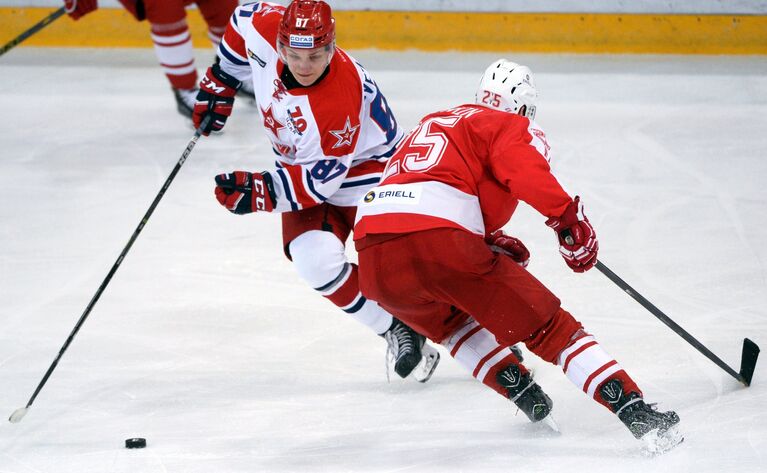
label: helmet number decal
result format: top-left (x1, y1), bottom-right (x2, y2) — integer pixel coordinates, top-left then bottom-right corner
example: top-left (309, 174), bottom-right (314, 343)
top-left (296, 18), bottom-right (309, 28)
top-left (480, 91), bottom-right (501, 108)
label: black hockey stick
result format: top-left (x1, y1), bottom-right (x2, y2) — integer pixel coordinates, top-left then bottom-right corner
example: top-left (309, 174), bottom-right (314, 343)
top-left (8, 117), bottom-right (211, 424)
top-left (596, 260), bottom-right (760, 387)
top-left (0, 7), bottom-right (66, 58)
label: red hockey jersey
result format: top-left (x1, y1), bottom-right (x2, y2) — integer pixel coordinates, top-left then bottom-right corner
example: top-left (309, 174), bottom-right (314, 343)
top-left (354, 104), bottom-right (572, 240)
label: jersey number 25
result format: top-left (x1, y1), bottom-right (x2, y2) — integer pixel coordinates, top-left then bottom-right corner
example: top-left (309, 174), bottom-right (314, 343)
top-left (382, 115), bottom-right (460, 179)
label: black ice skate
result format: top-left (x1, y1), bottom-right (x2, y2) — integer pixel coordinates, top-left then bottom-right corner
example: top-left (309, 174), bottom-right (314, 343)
top-left (496, 364), bottom-right (557, 430)
top-left (383, 318), bottom-right (440, 382)
top-left (173, 87), bottom-right (198, 119)
top-left (599, 379), bottom-right (683, 455)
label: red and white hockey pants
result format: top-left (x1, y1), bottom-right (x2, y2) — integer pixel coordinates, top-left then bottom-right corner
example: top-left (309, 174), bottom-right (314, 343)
top-left (358, 228), bottom-right (642, 410)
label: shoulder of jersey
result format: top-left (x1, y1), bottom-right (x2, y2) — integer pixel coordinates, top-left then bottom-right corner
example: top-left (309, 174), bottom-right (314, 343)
top-left (471, 105), bottom-right (529, 127)
top-left (311, 49), bottom-right (365, 156)
top-left (318, 48), bottom-right (362, 102)
top-left (417, 103), bottom-right (487, 124)
top-left (233, 2), bottom-right (284, 41)
top-left (419, 104), bottom-right (532, 143)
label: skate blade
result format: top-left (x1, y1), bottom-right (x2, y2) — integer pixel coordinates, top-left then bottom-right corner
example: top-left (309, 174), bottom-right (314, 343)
top-left (412, 346), bottom-right (440, 383)
top-left (540, 414), bottom-right (561, 433)
top-left (640, 425), bottom-right (684, 456)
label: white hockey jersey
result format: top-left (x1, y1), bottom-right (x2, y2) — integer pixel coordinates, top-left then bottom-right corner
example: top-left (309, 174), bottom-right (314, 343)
top-left (217, 2), bottom-right (403, 212)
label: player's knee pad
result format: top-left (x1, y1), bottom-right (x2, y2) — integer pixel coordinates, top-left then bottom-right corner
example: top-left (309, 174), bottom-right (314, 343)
top-left (288, 230), bottom-right (348, 288)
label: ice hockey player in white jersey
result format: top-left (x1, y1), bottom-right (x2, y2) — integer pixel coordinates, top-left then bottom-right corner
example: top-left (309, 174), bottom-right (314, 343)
top-left (353, 59), bottom-right (683, 454)
top-left (192, 0), bottom-right (439, 381)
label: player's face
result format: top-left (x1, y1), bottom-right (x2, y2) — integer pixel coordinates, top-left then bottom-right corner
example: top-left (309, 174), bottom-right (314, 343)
top-left (281, 45), bottom-right (332, 86)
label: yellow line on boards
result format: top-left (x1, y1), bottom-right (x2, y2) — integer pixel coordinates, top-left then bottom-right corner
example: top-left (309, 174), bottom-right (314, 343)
top-left (2, 8), bottom-right (766, 54)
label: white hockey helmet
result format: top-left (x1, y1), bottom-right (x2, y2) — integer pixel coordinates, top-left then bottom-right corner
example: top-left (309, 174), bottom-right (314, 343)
top-left (475, 59), bottom-right (538, 120)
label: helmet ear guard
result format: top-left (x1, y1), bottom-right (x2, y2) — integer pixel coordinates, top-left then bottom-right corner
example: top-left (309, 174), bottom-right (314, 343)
top-left (475, 59), bottom-right (538, 120)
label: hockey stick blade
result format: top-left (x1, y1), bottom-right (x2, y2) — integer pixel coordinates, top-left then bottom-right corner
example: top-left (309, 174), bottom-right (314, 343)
top-left (8, 407), bottom-right (28, 424)
top-left (739, 338), bottom-right (760, 386)
top-left (596, 261), bottom-right (759, 387)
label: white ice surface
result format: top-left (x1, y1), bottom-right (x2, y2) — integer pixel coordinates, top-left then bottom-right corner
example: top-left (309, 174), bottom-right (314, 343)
top-left (1, 48), bottom-right (766, 472)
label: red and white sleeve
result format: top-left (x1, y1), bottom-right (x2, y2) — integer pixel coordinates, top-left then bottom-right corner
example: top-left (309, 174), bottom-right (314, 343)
top-left (216, 6), bottom-right (254, 81)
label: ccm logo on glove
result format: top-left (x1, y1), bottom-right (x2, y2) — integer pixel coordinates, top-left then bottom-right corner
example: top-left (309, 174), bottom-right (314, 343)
top-left (193, 64), bottom-right (241, 135)
top-left (214, 171), bottom-right (275, 214)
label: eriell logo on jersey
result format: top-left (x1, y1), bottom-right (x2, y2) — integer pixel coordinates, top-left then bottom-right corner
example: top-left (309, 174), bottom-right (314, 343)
top-left (363, 185), bottom-right (421, 205)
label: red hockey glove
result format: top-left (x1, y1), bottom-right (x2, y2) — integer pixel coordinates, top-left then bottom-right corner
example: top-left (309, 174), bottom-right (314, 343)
top-left (486, 230), bottom-right (530, 268)
top-left (545, 196), bottom-right (599, 273)
top-left (214, 171), bottom-right (275, 214)
top-left (64, 0), bottom-right (97, 20)
top-left (193, 64), bottom-right (241, 136)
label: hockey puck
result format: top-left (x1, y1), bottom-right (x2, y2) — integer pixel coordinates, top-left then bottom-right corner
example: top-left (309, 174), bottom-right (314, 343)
top-left (125, 438), bottom-right (147, 449)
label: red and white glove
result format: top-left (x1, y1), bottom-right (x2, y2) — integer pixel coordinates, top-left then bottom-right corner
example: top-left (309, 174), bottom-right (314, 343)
top-left (214, 171), bottom-right (275, 214)
top-left (64, 0), bottom-right (97, 20)
top-left (193, 64), bottom-right (241, 136)
top-left (486, 230), bottom-right (530, 268)
top-left (545, 196), bottom-right (599, 273)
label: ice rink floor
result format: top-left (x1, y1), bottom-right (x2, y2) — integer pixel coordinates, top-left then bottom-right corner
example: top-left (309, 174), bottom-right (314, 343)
top-left (1, 48), bottom-right (767, 472)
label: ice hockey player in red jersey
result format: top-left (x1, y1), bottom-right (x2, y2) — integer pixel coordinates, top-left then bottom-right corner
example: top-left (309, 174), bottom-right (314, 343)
top-left (194, 1), bottom-right (440, 382)
top-left (62, 0), bottom-right (241, 119)
top-left (353, 59), bottom-right (683, 454)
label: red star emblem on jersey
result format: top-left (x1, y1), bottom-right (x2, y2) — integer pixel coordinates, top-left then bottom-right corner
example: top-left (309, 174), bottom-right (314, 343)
top-left (329, 117), bottom-right (360, 149)
top-left (260, 104), bottom-right (284, 137)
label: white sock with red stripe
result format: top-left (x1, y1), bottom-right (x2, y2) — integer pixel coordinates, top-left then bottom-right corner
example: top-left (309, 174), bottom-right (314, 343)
top-left (524, 308), bottom-right (644, 411)
top-left (443, 318), bottom-right (530, 397)
top-left (556, 329), bottom-right (641, 409)
top-left (315, 261), bottom-right (393, 335)
top-left (150, 19), bottom-right (197, 90)
top-left (289, 231), bottom-right (393, 335)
